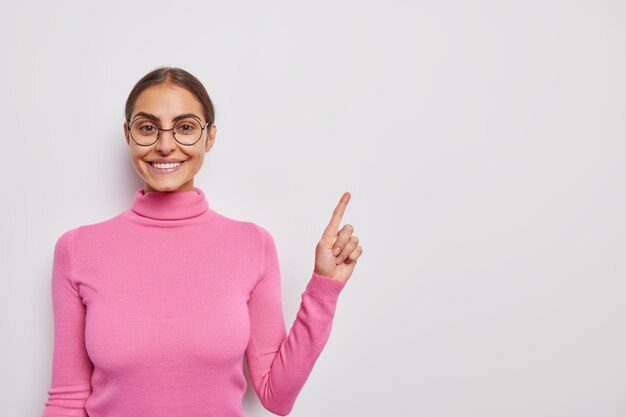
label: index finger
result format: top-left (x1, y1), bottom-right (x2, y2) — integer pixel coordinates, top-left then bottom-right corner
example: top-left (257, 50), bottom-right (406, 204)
top-left (327, 192), bottom-right (351, 230)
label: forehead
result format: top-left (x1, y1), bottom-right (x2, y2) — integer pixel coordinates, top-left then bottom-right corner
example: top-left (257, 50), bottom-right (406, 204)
top-left (132, 83), bottom-right (203, 119)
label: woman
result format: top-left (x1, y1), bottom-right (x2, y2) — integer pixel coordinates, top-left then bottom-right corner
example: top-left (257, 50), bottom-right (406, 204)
top-left (41, 67), bottom-right (363, 417)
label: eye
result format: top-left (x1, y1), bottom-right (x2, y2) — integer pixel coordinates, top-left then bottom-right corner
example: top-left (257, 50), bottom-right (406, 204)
top-left (175, 119), bottom-right (200, 135)
top-left (131, 118), bottom-right (158, 136)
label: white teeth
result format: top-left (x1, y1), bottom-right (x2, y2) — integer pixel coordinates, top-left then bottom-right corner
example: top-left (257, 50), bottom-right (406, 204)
top-left (151, 161), bottom-right (183, 169)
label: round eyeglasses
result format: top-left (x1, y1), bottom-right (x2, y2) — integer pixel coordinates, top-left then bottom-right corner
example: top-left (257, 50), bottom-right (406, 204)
top-left (128, 116), bottom-right (212, 146)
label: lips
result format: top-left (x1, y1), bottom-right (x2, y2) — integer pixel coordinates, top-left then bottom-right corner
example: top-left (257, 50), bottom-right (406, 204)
top-left (147, 160), bottom-right (187, 172)
top-left (149, 157), bottom-right (186, 162)
top-left (150, 161), bottom-right (184, 168)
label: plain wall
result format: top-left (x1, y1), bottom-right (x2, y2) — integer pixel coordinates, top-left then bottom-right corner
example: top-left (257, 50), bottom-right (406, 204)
top-left (1, 0), bottom-right (625, 416)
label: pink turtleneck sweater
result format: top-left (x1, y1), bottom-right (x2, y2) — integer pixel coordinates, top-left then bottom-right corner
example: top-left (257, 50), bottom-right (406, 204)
top-left (41, 187), bottom-right (346, 417)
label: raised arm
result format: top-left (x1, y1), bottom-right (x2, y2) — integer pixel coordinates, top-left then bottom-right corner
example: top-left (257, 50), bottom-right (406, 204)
top-left (41, 229), bottom-right (93, 417)
top-left (245, 224), bottom-right (346, 416)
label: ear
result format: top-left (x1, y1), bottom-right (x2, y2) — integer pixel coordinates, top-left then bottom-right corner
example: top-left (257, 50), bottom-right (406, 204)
top-left (123, 121), bottom-right (130, 146)
top-left (205, 123), bottom-right (216, 153)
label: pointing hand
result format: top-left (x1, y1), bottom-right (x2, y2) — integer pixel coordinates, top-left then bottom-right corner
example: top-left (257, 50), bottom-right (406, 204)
top-left (314, 192), bottom-right (363, 283)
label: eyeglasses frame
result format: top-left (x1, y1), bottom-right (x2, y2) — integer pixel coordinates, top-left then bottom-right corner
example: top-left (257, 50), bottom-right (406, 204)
top-left (127, 116), bottom-right (212, 147)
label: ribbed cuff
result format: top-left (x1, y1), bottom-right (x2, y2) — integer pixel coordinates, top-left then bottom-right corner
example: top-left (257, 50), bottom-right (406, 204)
top-left (305, 271), bottom-right (346, 302)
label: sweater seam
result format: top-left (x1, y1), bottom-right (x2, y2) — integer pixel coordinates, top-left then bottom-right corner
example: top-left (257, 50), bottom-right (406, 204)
top-left (250, 222), bottom-right (266, 377)
top-left (248, 333), bottom-right (264, 384)
top-left (67, 228), bottom-right (81, 294)
top-left (251, 223), bottom-right (266, 293)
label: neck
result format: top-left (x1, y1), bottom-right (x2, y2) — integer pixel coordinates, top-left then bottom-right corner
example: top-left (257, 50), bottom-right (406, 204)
top-left (130, 186), bottom-right (209, 221)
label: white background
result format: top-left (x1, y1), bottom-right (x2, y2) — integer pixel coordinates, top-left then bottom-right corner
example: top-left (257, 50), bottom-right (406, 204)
top-left (1, 1), bottom-right (625, 416)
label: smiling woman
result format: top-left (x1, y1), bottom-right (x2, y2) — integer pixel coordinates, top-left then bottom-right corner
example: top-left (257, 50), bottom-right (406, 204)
top-left (122, 69), bottom-right (217, 193)
top-left (41, 66), bottom-right (363, 417)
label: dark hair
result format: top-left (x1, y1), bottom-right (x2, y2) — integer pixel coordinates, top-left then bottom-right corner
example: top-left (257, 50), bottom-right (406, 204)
top-left (124, 66), bottom-right (215, 125)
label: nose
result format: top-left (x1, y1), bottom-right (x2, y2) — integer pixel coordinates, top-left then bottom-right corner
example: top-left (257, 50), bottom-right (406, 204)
top-left (155, 128), bottom-right (177, 153)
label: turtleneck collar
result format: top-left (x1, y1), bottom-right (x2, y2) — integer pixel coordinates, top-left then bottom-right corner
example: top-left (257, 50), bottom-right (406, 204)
top-left (131, 186), bottom-right (209, 220)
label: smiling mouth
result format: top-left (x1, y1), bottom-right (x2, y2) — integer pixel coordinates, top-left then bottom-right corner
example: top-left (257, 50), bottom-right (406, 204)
top-left (148, 161), bottom-right (186, 169)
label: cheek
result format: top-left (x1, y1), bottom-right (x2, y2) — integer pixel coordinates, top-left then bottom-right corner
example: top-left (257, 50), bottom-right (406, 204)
top-left (130, 148), bottom-right (149, 163)
top-left (129, 150), bottom-right (150, 174)
top-left (191, 152), bottom-right (205, 169)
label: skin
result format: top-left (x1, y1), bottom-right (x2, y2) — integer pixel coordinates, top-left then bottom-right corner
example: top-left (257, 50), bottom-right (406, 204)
top-left (123, 82), bottom-right (217, 194)
top-left (123, 82), bottom-right (363, 282)
top-left (314, 192), bottom-right (364, 283)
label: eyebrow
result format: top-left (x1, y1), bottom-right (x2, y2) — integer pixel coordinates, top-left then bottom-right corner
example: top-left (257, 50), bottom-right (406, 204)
top-left (131, 111), bottom-right (203, 123)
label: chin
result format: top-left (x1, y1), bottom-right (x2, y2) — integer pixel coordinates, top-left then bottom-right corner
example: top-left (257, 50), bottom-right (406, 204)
top-left (149, 184), bottom-right (181, 193)
top-left (145, 178), bottom-right (192, 193)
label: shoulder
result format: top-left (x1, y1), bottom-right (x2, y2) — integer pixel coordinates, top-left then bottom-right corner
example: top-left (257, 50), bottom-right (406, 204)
top-left (54, 226), bottom-right (80, 252)
top-left (52, 226), bottom-right (83, 271)
top-left (53, 212), bottom-right (127, 251)
top-left (208, 210), bottom-right (274, 245)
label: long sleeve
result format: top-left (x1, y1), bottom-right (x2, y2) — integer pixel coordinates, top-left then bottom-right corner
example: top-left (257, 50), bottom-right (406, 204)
top-left (246, 225), bottom-right (346, 416)
top-left (42, 229), bottom-right (94, 417)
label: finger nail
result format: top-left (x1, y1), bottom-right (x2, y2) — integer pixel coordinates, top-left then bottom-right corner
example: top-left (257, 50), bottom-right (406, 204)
top-left (333, 247), bottom-right (341, 255)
